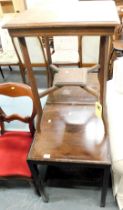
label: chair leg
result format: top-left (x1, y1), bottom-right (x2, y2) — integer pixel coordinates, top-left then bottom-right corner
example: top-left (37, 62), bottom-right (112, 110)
top-left (0, 66), bottom-right (4, 79)
top-left (19, 63), bottom-right (26, 83)
top-left (9, 65), bottom-right (13, 71)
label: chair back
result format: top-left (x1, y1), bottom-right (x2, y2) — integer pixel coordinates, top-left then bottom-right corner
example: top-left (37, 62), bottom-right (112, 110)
top-left (0, 14), bottom-right (47, 67)
top-left (14, 36), bottom-right (48, 65)
top-left (82, 36), bottom-right (100, 64)
top-left (53, 36), bottom-right (78, 51)
top-left (0, 14), bottom-right (18, 55)
top-left (0, 82), bottom-right (36, 136)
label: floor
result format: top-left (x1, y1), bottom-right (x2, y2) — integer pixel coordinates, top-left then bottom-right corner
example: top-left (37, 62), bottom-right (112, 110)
top-left (0, 181), bottom-right (118, 210)
top-left (0, 67), bottom-right (48, 88)
top-left (0, 66), bottom-right (119, 210)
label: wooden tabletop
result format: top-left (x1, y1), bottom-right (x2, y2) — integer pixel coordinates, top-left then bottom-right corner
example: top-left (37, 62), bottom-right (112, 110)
top-left (4, 1), bottom-right (119, 30)
top-left (28, 103), bottom-right (110, 164)
top-left (28, 73), bottom-right (110, 165)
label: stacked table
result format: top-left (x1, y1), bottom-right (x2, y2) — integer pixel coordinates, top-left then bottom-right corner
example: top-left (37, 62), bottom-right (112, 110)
top-left (4, 1), bottom-right (119, 206)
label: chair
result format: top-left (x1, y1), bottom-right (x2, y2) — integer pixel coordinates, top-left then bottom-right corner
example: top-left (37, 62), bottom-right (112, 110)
top-left (14, 36), bottom-right (48, 69)
top-left (108, 5), bottom-right (123, 79)
top-left (0, 82), bottom-right (36, 182)
top-left (108, 24), bottom-right (123, 78)
top-left (14, 36), bottom-right (49, 86)
top-left (51, 36), bottom-right (81, 67)
top-left (82, 36), bottom-right (100, 67)
top-left (25, 0), bottom-right (81, 68)
top-left (0, 14), bottom-right (48, 84)
top-left (0, 14), bottom-right (26, 82)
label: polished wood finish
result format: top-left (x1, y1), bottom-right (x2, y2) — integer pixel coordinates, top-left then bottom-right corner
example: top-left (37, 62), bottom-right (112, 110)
top-left (4, 1), bottom-right (119, 205)
top-left (0, 82), bottom-right (35, 124)
top-left (0, 82), bottom-right (36, 134)
top-left (28, 85), bottom-right (111, 206)
top-left (0, 82), bottom-right (33, 97)
top-left (28, 103), bottom-right (110, 164)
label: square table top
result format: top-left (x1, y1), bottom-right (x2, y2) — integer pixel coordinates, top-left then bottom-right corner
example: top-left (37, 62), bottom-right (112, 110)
top-left (4, 1), bottom-right (119, 30)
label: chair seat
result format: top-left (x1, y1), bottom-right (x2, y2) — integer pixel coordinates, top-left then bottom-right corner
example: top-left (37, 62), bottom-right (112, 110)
top-left (0, 51), bottom-right (19, 65)
top-left (0, 131), bottom-right (32, 177)
top-left (51, 50), bottom-right (79, 64)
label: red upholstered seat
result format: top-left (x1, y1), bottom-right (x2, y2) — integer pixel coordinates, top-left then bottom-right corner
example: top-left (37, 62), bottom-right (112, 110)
top-left (0, 131), bottom-right (32, 177)
top-left (0, 82), bottom-right (37, 180)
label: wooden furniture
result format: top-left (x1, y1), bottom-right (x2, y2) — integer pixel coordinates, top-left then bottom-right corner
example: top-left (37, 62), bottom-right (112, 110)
top-left (0, 0), bottom-right (14, 16)
top-left (108, 4), bottom-right (123, 79)
top-left (0, 14), bottom-right (26, 82)
top-left (0, 82), bottom-right (40, 193)
top-left (108, 37), bottom-right (123, 79)
top-left (51, 36), bottom-right (82, 67)
top-left (0, 37), bottom-right (25, 82)
top-left (0, 14), bottom-right (48, 83)
top-left (28, 72), bottom-right (110, 206)
top-left (0, 0), bottom-right (25, 17)
top-left (14, 36), bottom-right (48, 66)
top-left (3, 0), bottom-right (119, 206)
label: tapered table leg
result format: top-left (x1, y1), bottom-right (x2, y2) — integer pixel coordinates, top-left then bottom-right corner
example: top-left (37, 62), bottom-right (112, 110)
top-left (28, 160), bottom-right (49, 202)
top-left (100, 165), bottom-right (110, 207)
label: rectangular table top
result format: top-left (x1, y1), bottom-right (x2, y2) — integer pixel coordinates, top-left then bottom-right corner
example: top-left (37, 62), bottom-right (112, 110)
top-left (28, 103), bottom-right (110, 165)
top-left (4, 1), bottom-right (119, 30)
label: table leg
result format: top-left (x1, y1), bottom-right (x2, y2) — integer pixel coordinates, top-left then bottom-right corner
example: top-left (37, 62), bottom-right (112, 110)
top-left (98, 36), bottom-right (110, 107)
top-left (100, 165), bottom-right (110, 207)
top-left (98, 36), bottom-right (110, 138)
top-left (28, 160), bottom-right (49, 202)
top-left (18, 37), bottom-right (42, 133)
